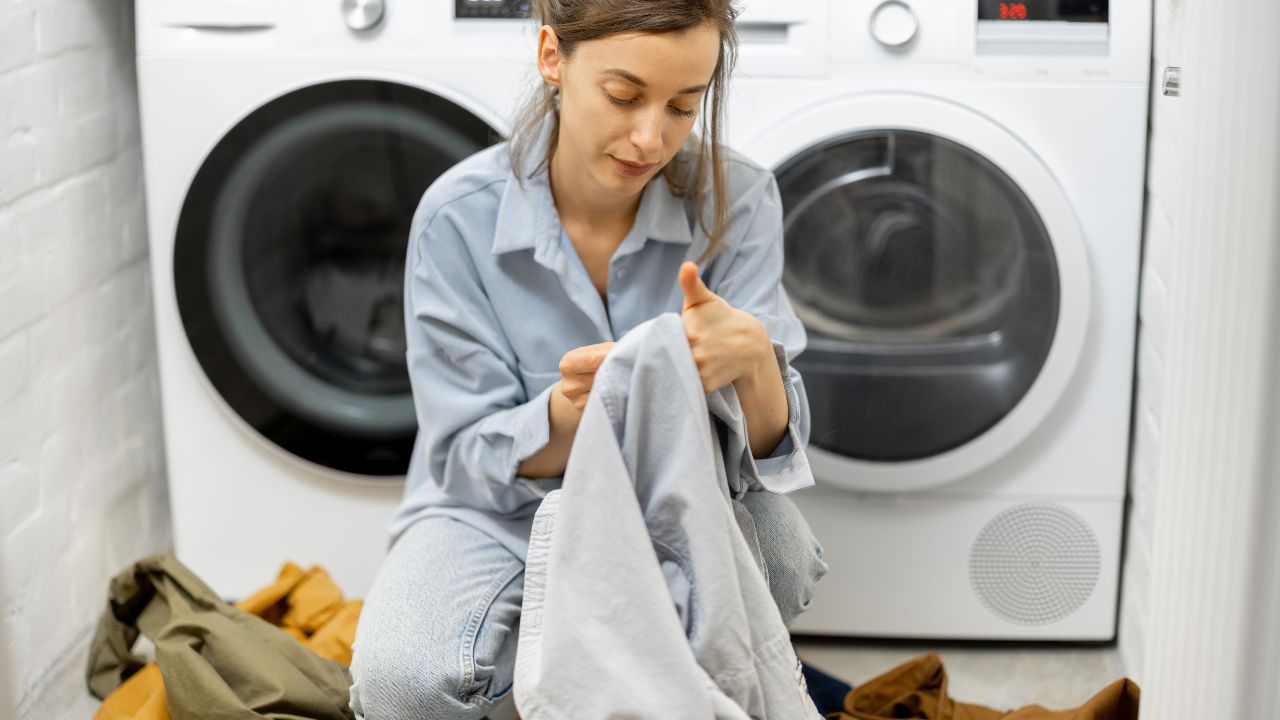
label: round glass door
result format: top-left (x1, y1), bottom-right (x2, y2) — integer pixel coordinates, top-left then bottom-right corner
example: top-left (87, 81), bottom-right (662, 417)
top-left (777, 129), bottom-right (1060, 462)
top-left (174, 80), bottom-right (498, 477)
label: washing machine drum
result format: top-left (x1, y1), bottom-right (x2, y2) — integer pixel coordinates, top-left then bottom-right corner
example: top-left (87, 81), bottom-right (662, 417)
top-left (777, 129), bottom-right (1061, 463)
top-left (174, 80), bottom-right (498, 477)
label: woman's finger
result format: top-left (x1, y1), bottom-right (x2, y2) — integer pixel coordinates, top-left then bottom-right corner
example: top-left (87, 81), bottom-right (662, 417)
top-left (575, 343), bottom-right (615, 374)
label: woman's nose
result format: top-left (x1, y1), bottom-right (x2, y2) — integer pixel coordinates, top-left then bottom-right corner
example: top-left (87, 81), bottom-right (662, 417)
top-left (631, 111), bottom-right (664, 158)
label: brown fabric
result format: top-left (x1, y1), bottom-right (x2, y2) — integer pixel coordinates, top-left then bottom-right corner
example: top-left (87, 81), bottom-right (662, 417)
top-left (88, 554), bottom-right (361, 720)
top-left (828, 652), bottom-right (1140, 720)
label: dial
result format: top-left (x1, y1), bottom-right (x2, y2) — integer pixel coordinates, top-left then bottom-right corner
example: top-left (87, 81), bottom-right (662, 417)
top-left (869, 0), bottom-right (919, 48)
top-left (342, 0), bottom-right (385, 31)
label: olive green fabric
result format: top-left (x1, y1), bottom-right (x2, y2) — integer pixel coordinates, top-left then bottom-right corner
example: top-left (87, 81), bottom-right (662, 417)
top-left (86, 553), bottom-right (354, 720)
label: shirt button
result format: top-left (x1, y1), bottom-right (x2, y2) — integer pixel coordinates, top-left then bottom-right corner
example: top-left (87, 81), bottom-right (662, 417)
top-left (615, 268), bottom-right (626, 279)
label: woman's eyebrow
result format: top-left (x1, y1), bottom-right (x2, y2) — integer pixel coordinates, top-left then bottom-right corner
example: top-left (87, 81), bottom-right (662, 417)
top-left (602, 67), bottom-right (707, 95)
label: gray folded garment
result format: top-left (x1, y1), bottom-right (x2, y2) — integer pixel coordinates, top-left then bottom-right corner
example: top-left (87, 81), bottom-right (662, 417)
top-left (514, 312), bottom-right (821, 719)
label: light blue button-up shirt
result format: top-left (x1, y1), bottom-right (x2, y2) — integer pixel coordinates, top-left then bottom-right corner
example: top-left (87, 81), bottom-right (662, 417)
top-left (388, 112), bottom-right (814, 560)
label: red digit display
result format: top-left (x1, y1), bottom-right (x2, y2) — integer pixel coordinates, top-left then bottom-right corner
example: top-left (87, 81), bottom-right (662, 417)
top-left (979, 0), bottom-right (1106, 22)
top-left (999, 2), bottom-right (1029, 19)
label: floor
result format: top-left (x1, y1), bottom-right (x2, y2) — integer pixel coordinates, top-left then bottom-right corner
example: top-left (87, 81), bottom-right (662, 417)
top-left (476, 637), bottom-right (1124, 719)
top-left (56, 638), bottom-right (1125, 718)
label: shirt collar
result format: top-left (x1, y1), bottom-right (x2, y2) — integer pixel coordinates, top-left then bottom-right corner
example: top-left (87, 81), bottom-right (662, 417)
top-left (491, 112), bottom-right (695, 255)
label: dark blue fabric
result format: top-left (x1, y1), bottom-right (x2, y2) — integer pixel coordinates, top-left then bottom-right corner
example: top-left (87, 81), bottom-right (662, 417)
top-left (802, 660), bottom-right (854, 716)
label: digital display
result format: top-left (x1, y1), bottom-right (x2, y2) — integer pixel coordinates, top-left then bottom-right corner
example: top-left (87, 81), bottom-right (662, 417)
top-left (977, 0), bottom-right (1107, 22)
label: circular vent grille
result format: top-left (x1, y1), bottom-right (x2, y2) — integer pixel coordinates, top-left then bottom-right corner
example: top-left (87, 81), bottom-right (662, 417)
top-left (969, 504), bottom-right (1101, 625)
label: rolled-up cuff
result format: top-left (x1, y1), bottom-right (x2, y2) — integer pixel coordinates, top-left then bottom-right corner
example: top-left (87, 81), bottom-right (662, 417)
top-left (510, 382), bottom-right (563, 498)
top-left (506, 381), bottom-right (556, 479)
top-left (741, 340), bottom-right (814, 494)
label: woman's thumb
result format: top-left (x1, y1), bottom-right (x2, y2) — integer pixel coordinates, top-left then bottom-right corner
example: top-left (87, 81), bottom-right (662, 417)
top-left (679, 261), bottom-right (715, 308)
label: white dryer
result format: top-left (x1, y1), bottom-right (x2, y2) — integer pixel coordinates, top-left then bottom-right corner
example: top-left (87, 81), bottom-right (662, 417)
top-left (135, 1), bottom-right (539, 601)
top-left (727, 0), bottom-right (1151, 639)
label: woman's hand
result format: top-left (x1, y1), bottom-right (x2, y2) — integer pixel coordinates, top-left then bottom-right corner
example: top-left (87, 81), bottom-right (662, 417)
top-left (557, 341), bottom-right (616, 412)
top-left (678, 261), bottom-right (771, 393)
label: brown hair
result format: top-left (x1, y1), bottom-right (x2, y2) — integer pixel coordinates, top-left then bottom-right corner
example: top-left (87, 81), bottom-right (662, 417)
top-left (507, 0), bottom-right (740, 265)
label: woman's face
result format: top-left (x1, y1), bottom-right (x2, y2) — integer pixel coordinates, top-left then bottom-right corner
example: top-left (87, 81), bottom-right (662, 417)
top-left (539, 23), bottom-right (722, 196)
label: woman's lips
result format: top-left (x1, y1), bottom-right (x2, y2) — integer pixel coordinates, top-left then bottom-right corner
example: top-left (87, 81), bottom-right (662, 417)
top-left (610, 156), bottom-right (655, 178)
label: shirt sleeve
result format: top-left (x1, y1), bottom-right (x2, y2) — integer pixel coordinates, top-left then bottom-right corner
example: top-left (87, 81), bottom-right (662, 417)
top-left (404, 203), bottom-right (556, 515)
top-left (705, 170), bottom-right (815, 495)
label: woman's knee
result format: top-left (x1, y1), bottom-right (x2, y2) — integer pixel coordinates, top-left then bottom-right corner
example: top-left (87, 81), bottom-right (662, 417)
top-left (738, 490), bottom-right (829, 625)
top-left (349, 639), bottom-right (491, 719)
top-left (769, 534), bottom-right (828, 626)
top-left (348, 582), bottom-right (520, 720)
top-left (777, 535), bottom-right (828, 625)
top-left (347, 517), bottom-right (524, 719)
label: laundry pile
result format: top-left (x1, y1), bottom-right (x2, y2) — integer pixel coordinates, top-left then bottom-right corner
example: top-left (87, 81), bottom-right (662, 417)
top-left (85, 554), bottom-right (359, 720)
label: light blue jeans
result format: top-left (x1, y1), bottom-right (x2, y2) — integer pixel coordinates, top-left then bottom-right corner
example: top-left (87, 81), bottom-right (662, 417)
top-left (348, 491), bottom-right (826, 719)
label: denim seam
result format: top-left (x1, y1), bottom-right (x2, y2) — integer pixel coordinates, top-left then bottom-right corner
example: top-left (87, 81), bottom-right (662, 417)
top-left (455, 559), bottom-right (524, 704)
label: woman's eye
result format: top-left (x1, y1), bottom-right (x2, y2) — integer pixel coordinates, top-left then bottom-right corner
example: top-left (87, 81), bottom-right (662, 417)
top-left (603, 91), bottom-right (696, 119)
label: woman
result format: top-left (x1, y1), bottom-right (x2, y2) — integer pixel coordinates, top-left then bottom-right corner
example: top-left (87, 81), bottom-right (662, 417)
top-left (349, 1), bottom-right (828, 717)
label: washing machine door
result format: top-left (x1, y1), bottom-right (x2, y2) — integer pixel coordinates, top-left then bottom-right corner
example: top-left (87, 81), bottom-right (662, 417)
top-left (744, 93), bottom-right (1090, 492)
top-left (174, 80), bottom-right (499, 478)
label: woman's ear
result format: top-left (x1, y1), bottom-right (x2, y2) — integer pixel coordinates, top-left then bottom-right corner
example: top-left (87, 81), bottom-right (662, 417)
top-left (536, 25), bottom-right (564, 90)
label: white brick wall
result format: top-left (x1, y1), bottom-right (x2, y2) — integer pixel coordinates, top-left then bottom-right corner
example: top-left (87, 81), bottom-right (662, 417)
top-left (0, 1), bottom-right (170, 717)
top-left (1117, 0), bottom-right (1184, 687)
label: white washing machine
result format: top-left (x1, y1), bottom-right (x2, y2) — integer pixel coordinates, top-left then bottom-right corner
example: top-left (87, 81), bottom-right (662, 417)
top-left (725, 0), bottom-right (1150, 639)
top-left (135, 1), bottom-right (540, 601)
